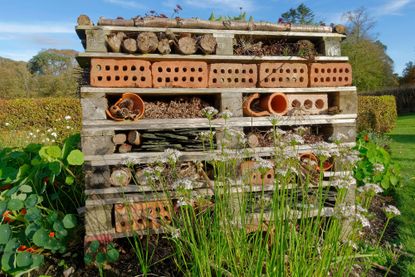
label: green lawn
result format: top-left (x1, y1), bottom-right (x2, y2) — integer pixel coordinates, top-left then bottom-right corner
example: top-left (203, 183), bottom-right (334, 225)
top-left (389, 114), bottom-right (415, 275)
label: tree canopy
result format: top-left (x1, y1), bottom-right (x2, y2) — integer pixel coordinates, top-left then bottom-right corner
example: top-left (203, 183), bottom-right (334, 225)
top-left (281, 4), bottom-right (315, 24)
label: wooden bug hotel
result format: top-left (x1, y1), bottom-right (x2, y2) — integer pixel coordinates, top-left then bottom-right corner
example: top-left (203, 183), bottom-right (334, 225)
top-left (76, 15), bottom-right (357, 240)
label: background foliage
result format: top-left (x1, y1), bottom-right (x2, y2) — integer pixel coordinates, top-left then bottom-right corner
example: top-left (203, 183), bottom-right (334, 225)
top-left (357, 95), bottom-right (397, 133)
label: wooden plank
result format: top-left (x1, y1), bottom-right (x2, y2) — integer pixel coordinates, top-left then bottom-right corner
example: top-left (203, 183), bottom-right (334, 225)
top-left (84, 143), bottom-right (355, 166)
top-left (85, 177), bottom-right (356, 195)
top-left (82, 114), bottom-right (357, 131)
top-left (81, 86), bottom-right (357, 95)
top-left (76, 52), bottom-right (349, 63)
top-left (213, 33), bottom-right (234, 55)
top-left (76, 25), bottom-right (345, 38)
top-left (85, 205), bottom-right (113, 235)
top-left (321, 37), bottom-right (342, 57)
top-left (85, 29), bottom-right (108, 52)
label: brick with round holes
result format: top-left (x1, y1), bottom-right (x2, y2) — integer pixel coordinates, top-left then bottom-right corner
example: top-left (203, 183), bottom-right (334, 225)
top-left (310, 63), bottom-right (352, 87)
top-left (259, 63), bottom-right (308, 88)
top-left (209, 63), bottom-right (257, 88)
top-left (240, 160), bottom-right (274, 185)
top-left (90, 58), bottom-right (152, 88)
top-left (286, 94), bottom-right (328, 115)
top-left (152, 61), bottom-right (208, 88)
top-left (114, 201), bottom-right (171, 233)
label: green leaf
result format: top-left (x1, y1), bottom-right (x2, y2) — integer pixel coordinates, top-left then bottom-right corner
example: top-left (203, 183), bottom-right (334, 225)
top-left (19, 185), bottom-right (32, 193)
top-left (7, 199), bottom-right (24, 211)
top-left (0, 201), bottom-right (7, 214)
top-left (84, 253), bottom-right (93, 265)
top-left (47, 212), bottom-right (58, 225)
top-left (61, 134), bottom-right (81, 159)
top-left (53, 221), bottom-right (65, 232)
top-left (46, 146), bottom-right (62, 159)
top-left (16, 164), bottom-right (31, 180)
top-left (62, 214), bottom-right (77, 229)
top-left (96, 252), bottom-right (106, 264)
top-left (48, 161), bottom-right (61, 175)
top-left (65, 176), bottom-right (74, 185)
top-left (1, 252), bottom-right (14, 272)
top-left (15, 193), bottom-right (27, 201)
top-left (0, 224), bottom-right (11, 244)
top-left (4, 238), bottom-right (18, 252)
top-left (56, 229), bottom-right (68, 239)
top-left (31, 158), bottom-right (41, 166)
top-left (67, 150), bottom-right (84, 166)
top-left (16, 252), bottom-right (33, 267)
top-left (25, 223), bottom-right (39, 239)
top-left (106, 248), bottom-right (119, 263)
top-left (25, 207), bottom-right (41, 221)
top-left (31, 254), bottom-right (44, 268)
top-left (33, 229), bottom-right (49, 247)
top-left (25, 194), bottom-right (38, 208)
top-left (390, 175), bottom-right (398, 186)
top-left (89, 240), bottom-right (100, 253)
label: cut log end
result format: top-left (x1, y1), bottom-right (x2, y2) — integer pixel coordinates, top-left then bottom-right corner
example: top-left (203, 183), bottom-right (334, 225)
top-left (122, 38), bottom-right (138, 54)
top-left (110, 168), bottom-right (131, 187)
top-left (127, 131), bottom-right (141, 145)
top-left (106, 34), bottom-right (122, 53)
top-left (77, 15), bottom-right (92, 26)
top-left (177, 36), bottom-right (197, 55)
top-left (118, 143), bottom-right (132, 153)
top-left (112, 133), bottom-right (127, 145)
top-left (157, 38), bottom-right (172, 55)
top-left (137, 32), bottom-right (159, 54)
top-left (198, 34), bottom-right (217, 54)
top-left (247, 133), bottom-right (259, 148)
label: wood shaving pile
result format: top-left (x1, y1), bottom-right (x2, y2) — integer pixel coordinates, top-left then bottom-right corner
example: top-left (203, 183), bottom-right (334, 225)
top-left (144, 96), bottom-right (210, 119)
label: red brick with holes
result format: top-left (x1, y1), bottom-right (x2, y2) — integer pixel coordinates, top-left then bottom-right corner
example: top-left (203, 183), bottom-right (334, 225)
top-left (309, 63), bottom-right (352, 87)
top-left (258, 63), bottom-right (308, 88)
top-left (152, 61), bottom-right (208, 88)
top-left (90, 58), bottom-right (152, 87)
top-left (208, 63), bottom-right (257, 88)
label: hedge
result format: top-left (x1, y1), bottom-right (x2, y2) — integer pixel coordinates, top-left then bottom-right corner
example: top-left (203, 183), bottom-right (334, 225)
top-left (0, 97), bottom-right (81, 145)
top-left (357, 95), bottom-right (397, 133)
top-left (359, 86), bottom-right (415, 115)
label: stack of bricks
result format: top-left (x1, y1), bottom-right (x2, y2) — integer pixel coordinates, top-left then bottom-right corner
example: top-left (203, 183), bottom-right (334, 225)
top-left (76, 16), bottom-right (357, 240)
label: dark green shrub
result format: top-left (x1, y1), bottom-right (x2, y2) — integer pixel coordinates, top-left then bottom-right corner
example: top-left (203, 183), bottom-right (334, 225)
top-left (357, 95), bottom-right (397, 133)
top-left (360, 86), bottom-right (415, 114)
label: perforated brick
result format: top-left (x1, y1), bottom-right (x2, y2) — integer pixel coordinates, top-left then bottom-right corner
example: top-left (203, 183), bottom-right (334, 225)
top-left (114, 201), bottom-right (171, 233)
top-left (286, 94), bottom-right (328, 115)
top-left (152, 61), bottom-right (208, 88)
top-left (208, 63), bottom-right (257, 88)
top-left (310, 63), bottom-right (352, 87)
top-left (240, 161), bottom-right (274, 185)
top-left (259, 63), bottom-right (308, 88)
top-left (90, 58), bottom-right (152, 88)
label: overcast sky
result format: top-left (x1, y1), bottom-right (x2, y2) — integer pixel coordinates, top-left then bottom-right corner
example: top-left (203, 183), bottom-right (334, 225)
top-left (0, 0), bottom-right (414, 75)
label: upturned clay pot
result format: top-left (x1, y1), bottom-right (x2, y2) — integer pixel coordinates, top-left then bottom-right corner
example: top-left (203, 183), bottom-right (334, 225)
top-left (259, 92), bottom-right (289, 115)
top-left (243, 93), bottom-right (270, 117)
top-left (106, 93), bottom-right (145, 121)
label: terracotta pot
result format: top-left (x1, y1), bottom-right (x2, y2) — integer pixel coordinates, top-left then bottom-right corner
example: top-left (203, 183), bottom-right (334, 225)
top-left (259, 92), bottom-right (288, 115)
top-left (299, 152), bottom-right (333, 172)
top-left (106, 93), bottom-right (145, 121)
top-left (243, 93), bottom-right (270, 117)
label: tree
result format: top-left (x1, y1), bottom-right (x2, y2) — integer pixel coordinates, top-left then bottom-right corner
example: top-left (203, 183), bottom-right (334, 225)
top-left (341, 7), bottom-right (398, 91)
top-left (28, 49), bottom-right (77, 76)
top-left (342, 7), bottom-right (376, 41)
top-left (281, 4), bottom-right (315, 24)
top-left (400, 61), bottom-right (415, 86)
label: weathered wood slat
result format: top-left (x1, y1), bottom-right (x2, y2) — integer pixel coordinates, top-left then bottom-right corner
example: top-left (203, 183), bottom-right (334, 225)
top-left (85, 177), bottom-right (356, 195)
top-left (81, 86), bottom-right (356, 96)
top-left (76, 26), bottom-right (344, 38)
top-left (84, 143), bottom-right (356, 166)
top-left (82, 114), bottom-right (357, 131)
top-left (76, 52), bottom-right (349, 63)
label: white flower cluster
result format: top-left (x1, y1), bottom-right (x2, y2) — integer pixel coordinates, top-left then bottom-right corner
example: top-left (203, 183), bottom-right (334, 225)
top-left (373, 163), bottom-right (385, 173)
top-left (286, 133), bottom-right (304, 145)
top-left (253, 157), bottom-right (273, 171)
top-left (383, 205), bottom-right (401, 217)
top-left (357, 183), bottom-right (384, 194)
top-left (356, 213), bottom-right (371, 228)
top-left (219, 110), bottom-right (233, 120)
top-left (64, 115), bottom-right (72, 120)
top-left (201, 106), bottom-right (219, 118)
top-left (197, 131), bottom-right (215, 141)
top-left (172, 178), bottom-right (194, 190)
top-left (176, 197), bottom-right (191, 207)
top-left (329, 133), bottom-right (348, 142)
top-left (163, 148), bottom-right (182, 164)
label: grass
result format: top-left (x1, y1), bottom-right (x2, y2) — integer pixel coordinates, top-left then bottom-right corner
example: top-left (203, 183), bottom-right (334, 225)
top-left (388, 114), bottom-right (415, 275)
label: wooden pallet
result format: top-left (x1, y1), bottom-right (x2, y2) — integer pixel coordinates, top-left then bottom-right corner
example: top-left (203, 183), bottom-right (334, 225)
top-left (76, 19), bottom-right (357, 239)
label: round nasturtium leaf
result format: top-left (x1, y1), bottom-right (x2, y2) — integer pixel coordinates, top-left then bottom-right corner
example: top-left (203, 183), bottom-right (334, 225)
top-left (20, 184), bottom-right (33, 193)
top-left (31, 254), bottom-right (44, 268)
top-left (46, 146), bottom-right (62, 159)
top-left (33, 229), bottom-right (49, 247)
top-left (62, 214), bottom-right (77, 229)
top-left (7, 199), bottom-right (24, 211)
top-left (89, 240), bottom-right (100, 253)
top-left (48, 161), bottom-right (61, 175)
top-left (96, 252), bottom-right (106, 264)
top-left (16, 252), bottom-right (33, 267)
top-left (25, 194), bottom-right (38, 208)
top-left (106, 248), bottom-right (120, 263)
top-left (25, 207), bottom-right (41, 221)
top-left (25, 223), bottom-right (39, 239)
top-left (0, 224), bottom-right (11, 244)
top-left (67, 150), bottom-right (84, 166)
